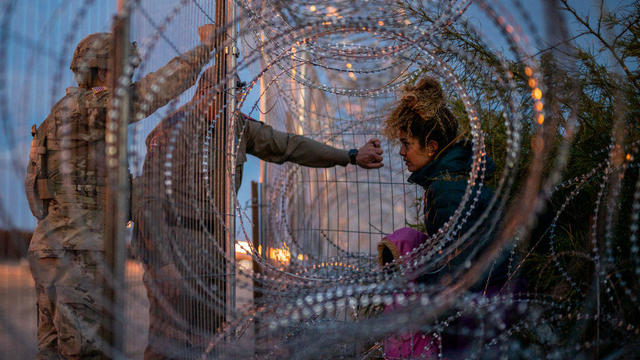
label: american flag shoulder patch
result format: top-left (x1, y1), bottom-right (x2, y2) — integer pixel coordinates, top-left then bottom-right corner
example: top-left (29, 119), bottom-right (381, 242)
top-left (92, 86), bottom-right (108, 95)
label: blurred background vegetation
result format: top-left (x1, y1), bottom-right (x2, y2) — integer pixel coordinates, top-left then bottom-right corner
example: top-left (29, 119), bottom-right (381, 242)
top-left (404, 0), bottom-right (640, 354)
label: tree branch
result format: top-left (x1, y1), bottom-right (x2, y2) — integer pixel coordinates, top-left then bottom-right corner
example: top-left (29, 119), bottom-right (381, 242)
top-left (612, 15), bottom-right (639, 49)
top-left (597, 0), bottom-right (605, 34)
top-left (527, 31), bottom-right (590, 60)
top-left (559, 0), bottom-right (640, 92)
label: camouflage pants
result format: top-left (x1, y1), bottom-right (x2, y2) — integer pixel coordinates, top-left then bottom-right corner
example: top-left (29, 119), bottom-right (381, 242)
top-left (140, 225), bottom-right (226, 360)
top-left (28, 251), bottom-right (106, 360)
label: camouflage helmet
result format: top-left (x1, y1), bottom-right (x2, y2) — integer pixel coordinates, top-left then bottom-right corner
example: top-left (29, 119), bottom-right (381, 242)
top-left (70, 33), bottom-right (113, 71)
top-left (70, 33), bottom-right (141, 72)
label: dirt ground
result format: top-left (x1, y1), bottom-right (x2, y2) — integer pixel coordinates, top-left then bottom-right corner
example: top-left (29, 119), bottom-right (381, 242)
top-left (0, 260), bottom-right (149, 359)
top-left (0, 258), bottom-right (253, 359)
top-left (0, 259), bottom-right (37, 359)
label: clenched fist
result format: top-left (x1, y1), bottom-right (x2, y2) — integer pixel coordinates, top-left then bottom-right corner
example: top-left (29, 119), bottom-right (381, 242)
top-left (356, 138), bottom-right (384, 169)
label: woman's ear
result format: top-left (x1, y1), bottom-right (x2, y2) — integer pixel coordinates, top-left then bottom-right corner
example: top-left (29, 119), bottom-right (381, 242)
top-left (427, 139), bottom-right (439, 156)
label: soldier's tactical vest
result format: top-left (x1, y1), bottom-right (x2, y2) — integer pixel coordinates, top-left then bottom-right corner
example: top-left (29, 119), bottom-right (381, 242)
top-left (26, 87), bottom-right (110, 219)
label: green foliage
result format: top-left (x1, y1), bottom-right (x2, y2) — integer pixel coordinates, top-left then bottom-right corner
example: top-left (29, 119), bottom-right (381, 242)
top-left (403, 0), bottom-right (640, 353)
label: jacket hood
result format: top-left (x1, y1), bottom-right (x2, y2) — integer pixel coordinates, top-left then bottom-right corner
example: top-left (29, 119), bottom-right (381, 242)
top-left (377, 227), bottom-right (427, 267)
top-left (407, 140), bottom-right (496, 188)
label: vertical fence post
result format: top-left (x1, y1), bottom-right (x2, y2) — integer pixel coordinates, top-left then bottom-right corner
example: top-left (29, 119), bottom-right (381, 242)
top-left (251, 181), bottom-right (261, 300)
top-left (104, 0), bottom-right (130, 358)
top-left (225, 0), bottom-right (237, 330)
top-left (251, 181), bottom-right (261, 353)
top-left (212, 0), bottom-right (234, 337)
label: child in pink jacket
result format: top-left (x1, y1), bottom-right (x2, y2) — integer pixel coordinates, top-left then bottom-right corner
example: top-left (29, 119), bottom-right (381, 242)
top-left (377, 227), bottom-right (439, 359)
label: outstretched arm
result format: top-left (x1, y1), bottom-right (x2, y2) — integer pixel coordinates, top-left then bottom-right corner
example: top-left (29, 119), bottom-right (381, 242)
top-left (130, 24), bottom-right (217, 121)
top-left (244, 116), bottom-right (383, 169)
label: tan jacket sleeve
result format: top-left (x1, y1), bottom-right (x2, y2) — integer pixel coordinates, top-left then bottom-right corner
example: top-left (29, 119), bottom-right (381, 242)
top-left (245, 117), bottom-right (350, 167)
top-left (131, 44), bottom-right (211, 121)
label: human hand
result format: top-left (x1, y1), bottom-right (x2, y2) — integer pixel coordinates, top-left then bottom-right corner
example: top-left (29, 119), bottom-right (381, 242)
top-left (356, 138), bottom-right (384, 169)
top-left (198, 24), bottom-right (217, 48)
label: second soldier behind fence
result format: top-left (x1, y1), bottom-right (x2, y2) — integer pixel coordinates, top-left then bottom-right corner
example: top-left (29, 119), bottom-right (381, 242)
top-left (134, 67), bottom-right (384, 359)
top-left (24, 25), bottom-right (218, 359)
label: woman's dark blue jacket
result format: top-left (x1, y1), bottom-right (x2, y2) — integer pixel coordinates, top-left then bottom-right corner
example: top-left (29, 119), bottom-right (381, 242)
top-left (408, 140), bottom-right (509, 291)
top-left (408, 140), bottom-right (495, 237)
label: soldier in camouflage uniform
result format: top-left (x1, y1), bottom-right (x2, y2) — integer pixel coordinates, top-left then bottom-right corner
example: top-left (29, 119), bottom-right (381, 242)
top-left (25, 25), bottom-right (217, 359)
top-left (134, 67), bottom-right (384, 359)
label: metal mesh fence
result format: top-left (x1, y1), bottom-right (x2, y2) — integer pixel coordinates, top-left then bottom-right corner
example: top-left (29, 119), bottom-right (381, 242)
top-left (2, 0), bottom-right (640, 359)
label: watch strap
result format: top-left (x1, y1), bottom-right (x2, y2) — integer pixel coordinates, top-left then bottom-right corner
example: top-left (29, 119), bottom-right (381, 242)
top-left (348, 149), bottom-right (358, 165)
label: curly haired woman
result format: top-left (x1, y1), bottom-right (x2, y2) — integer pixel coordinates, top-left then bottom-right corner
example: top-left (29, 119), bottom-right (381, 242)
top-left (383, 76), bottom-right (495, 239)
top-left (378, 76), bottom-right (512, 358)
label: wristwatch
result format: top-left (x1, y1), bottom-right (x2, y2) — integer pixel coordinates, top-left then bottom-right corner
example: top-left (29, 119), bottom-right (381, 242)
top-left (348, 149), bottom-right (358, 165)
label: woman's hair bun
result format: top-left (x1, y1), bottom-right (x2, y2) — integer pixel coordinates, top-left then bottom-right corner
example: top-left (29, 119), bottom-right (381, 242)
top-left (383, 75), bottom-right (458, 150)
top-left (401, 76), bottom-right (445, 120)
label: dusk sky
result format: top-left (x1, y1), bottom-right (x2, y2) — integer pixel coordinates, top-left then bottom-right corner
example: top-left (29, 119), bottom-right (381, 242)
top-left (0, 0), bottom-right (627, 231)
top-left (0, 0), bottom-right (261, 231)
